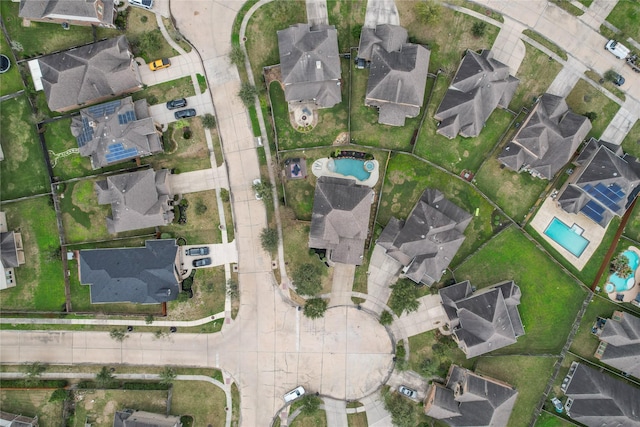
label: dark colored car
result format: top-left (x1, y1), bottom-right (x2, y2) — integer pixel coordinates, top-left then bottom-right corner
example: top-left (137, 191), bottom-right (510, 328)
top-left (186, 247), bottom-right (209, 256)
top-left (192, 257), bottom-right (212, 267)
top-left (166, 98), bottom-right (187, 110)
top-left (174, 108), bottom-right (196, 119)
top-left (612, 72), bottom-right (625, 86)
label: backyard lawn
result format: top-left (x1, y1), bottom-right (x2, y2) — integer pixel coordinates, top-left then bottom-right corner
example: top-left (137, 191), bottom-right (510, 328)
top-left (0, 389), bottom-right (63, 426)
top-left (413, 74), bottom-right (515, 174)
top-left (568, 295), bottom-right (621, 362)
top-left (605, 0), bottom-right (640, 41)
top-left (378, 153), bottom-right (501, 268)
top-left (0, 95), bottom-right (50, 200)
top-left (475, 356), bottom-right (557, 427)
top-left (44, 117), bottom-right (102, 181)
top-left (509, 42), bottom-right (563, 111)
top-left (0, 37), bottom-right (23, 96)
top-left (565, 79), bottom-right (621, 140)
top-left (455, 226), bottom-right (588, 354)
top-left (0, 196), bottom-right (66, 312)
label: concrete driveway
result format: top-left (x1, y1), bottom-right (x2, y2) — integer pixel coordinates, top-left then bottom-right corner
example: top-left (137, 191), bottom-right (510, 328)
top-left (362, 244), bottom-right (401, 314)
top-left (149, 93), bottom-right (215, 127)
top-left (306, 0), bottom-right (329, 26)
top-left (363, 0), bottom-right (399, 28)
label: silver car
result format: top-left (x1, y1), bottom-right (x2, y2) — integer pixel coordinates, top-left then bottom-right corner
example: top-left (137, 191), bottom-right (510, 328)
top-left (399, 385), bottom-right (417, 399)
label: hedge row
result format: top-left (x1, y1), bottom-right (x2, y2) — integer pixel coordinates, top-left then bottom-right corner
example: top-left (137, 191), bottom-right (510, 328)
top-left (0, 379), bottom-right (67, 388)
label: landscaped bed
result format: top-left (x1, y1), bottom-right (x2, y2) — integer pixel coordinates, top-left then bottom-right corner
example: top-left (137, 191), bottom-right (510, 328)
top-left (565, 79), bottom-right (621, 140)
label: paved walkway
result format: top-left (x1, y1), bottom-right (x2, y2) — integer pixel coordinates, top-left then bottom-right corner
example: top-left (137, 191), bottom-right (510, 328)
top-left (490, 16), bottom-right (527, 75)
top-left (546, 56), bottom-right (587, 97)
top-left (389, 294), bottom-right (447, 339)
top-left (601, 99), bottom-right (640, 144)
top-left (361, 392), bottom-right (392, 426)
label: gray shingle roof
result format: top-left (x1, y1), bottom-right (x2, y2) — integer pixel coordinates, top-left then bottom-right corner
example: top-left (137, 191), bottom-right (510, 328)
top-left (0, 232), bottom-right (20, 268)
top-left (440, 280), bottom-right (524, 358)
top-left (377, 189), bottom-right (471, 285)
top-left (277, 24), bottom-right (342, 108)
top-left (113, 410), bottom-right (181, 427)
top-left (557, 142), bottom-right (640, 227)
top-left (95, 169), bottom-right (173, 234)
top-left (35, 36), bottom-right (141, 112)
top-left (435, 50), bottom-right (519, 139)
top-left (79, 239), bottom-right (180, 304)
top-left (498, 93), bottom-right (591, 179)
top-left (598, 312), bottom-right (640, 379)
top-left (309, 176), bottom-right (374, 265)
top-left (19, 0), bottom-right (115, 27)
top-left (71, 96), bottom-right (162, 169)
top-left (424, 365), bottom-right (518, 426)
top-left (564, 363), bottom-right (640, 426)
top-left (357, 24), bottom-right (408, 62)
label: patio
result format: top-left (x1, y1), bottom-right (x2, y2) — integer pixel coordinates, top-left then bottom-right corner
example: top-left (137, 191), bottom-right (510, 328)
top-left (605, 246), bottom-right (640, 303)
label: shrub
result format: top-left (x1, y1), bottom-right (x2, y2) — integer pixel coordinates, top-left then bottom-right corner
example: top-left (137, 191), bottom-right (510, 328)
top-left (415, 1), bottom-right (440, 24)
top-left (110, 329), bottom-right (128, 342)
top-left (227, 278), bottom-right (239, 299)
top-left (583, 111), bottom-right (598, 122)
top-left (183, 130), bottom-right (192, 139)
top-left (260, 227), bottom-right (279, 253)
top-left (202, 113), bottom-right (217, 129)
top-left (195, 199), bottom-right (207, 215)
top-left (220, 188), bottom-right (230, 202)
top-left (299, 394), bottom-right (322, 414)
top-left (292, 263), bottom-right (323, 296)
top-left (395, 343), bottom-right (406, 359)
top-left (135, 30), bottom-right (162, 56)
top-left (238, 82), bottom-right (257, 108)
top-left (123, 382), bottom-right (170, 390)
top-left (304, 297), bottom-right (328, 319)
top-left (351, 24), bottom-right (363, 40)
top-left (145, 314), bottom-right (154, 325)
top-left (388, 279), bottom-right (420, 315)
top-left (49, 389), bottom-right (69, 402)
top-left (471, 21), bottom-right (487, 37)
top-left (379, 310), bottom-right (394, 326)
top-left (384, 388), bottom-right (417, 427)
top-left (228, 43), bottom-right (245, 68)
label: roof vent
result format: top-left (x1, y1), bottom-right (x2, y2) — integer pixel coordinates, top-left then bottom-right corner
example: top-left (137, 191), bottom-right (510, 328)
top-left (613, 172), bottom-right (618, 176)
top-left (316, 60), bottom-right (322, 69)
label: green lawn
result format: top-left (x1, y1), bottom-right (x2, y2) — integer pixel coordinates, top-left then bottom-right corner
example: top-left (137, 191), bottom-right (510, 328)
top-left (349, 67), bottom-right (429, 152)
top-left (167, 266), bottom-right (226, 320)
top-left (0, 95), bottom-right (50, 200)
top-left (522, 30), bottom-right (568, 60)
top-left (160, 190), bottom-right (223, 245)
top-left (0, 37), bottom-right (23, 96)
top-left (455, 227), bottom-right (588, 354)
top-left (621, 119), bottom-right (640, 159)
top-left (379, 153), bottom-right (501, 268)
top-left (0, 389), bottom-right (63, 426)
top-left (0, 196), bottom-right (66, 312)
top-left (131, 76), bottom-right (195, 104)
top-left (510, 42), bottom-right (563, 111)
top-left (73, 389), bottom-right (168, 426)
top-left (171, 381), bottom-right (227, 427)
top-left (290, 410), bottom-right (327, 427)
top-left (623, 193), bottom-right (640, 241)
top-left (327, 0), bottom-right (367, 52)
top-left (565, 79), bottom-right (621, 140)
top-left (534, 411), bottom-right (575, 427)
top-left (414, 74), bottom-right (515, 174)
top-left (60, 179), bottom-right (115, 243)
top-left (119, 7), bottom-right (177, 62)
top-left (605, 0), bottom-right (640, 41)
top-left (476, 356), bottom-right (557, 427)
top-left (45, 117), bottom-right (97, 181)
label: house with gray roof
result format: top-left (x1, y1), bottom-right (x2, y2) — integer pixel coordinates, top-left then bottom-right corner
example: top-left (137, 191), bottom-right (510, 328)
top-left (435, 49), bottom-right (519, 139)
top-left (562, 362), bottom-right (640, 426)
top-left (71, 96), bottom-right (162, 169)
top-left (377, 188), bottom-right (471, 286)
top-left (0, 212), bottom-right (25, 291)
top-left (498, 93), bottom-right (591, 180)
top-left (557, 139), bottom-right (640, 227)
top-left (114, 410), bottom-right (181, 427)
top-left (595, 311), bottom-right (640, 379)
top-left (277, 23), bottom-right (342, 108)
top-left (95, 168), bottom-right (174, 234)
top-left (424, 364), bottom-right (518, 426)
top-left (29, 36), bottom-right (141, 112)
top-left (309, 176), bottom-right (374, 265)
top-left (358, 24), bottom-right (430, 126)
top-left (0, 411), bottom-right (39, 427)
top-left (79, 239), bottom-right (180, 304)
top-left (440, 280), bottom-right (525, 358)
top-left (19, 0), bottom-right (117, 28)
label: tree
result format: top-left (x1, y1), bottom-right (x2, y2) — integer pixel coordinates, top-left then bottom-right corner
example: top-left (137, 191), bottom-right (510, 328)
top-left (227, 278), bottom-right (239, 300)
top-left (292, 263), bottom-right (323, 296)
top-left (299, 394), bottom-right (322, 414)
top-left (379, 310), bottom-right (394, 326)
top-left (228, 43), bottom-right (246, 68)
top-left (237, 82), bottom-right (257, 108)
top-left (110, 328), bottom-right (129, 342)
top-left (260, 227), bottom-right (279, 253)
top-left (145, 314), bottom-right (154, 325)
top-left (611, 253), bottom-right (632, 277)
top-left (95, 366), bottom-right (115, 388)
top-left (24, 362), bottom-right (47, 385)
top-left (202, 113), bottom-right (217, 129)
top-left (383, 389), bottom-right (416, 427)
top-left (604, 69), bottom-right (619, 83)
top-left (49, 388), bottom-right (69, 402)
top-left (159, 366), bottom-right (177, 385)
top-left (388, 279), bottom-right (420, 315)
top-left (471, 21), bottom-right (487, 37)
top-left (414, 1), bottom-right (440, 24)
top-left (304, 297), bottom-right (328, 319)
top-left (253, 179), bottom-right (272, 201)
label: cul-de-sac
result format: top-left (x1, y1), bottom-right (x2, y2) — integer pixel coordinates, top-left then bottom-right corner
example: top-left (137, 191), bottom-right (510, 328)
top-left (1, 0), bottom-right (639, 426)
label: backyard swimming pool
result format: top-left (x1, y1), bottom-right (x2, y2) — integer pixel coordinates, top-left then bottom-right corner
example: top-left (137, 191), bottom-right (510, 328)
top-left (605, 250), bottom-right (639, 293)
top-left (544, 217), bottom-right (590, 257)
top-left (327, 158), bottom-right (371, 181)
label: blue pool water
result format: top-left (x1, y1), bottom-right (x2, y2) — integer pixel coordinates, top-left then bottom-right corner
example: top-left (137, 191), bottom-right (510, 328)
top-left (607, 250), bottom-right (639, 292)
top-left (329, 158), bottom-right (371, 181)
top-left (544, 218), bottom-right (590, 257)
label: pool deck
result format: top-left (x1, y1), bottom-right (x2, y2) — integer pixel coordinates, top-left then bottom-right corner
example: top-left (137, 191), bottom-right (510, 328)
top-left (530, 196), bottom-right (608, 271)
top-left (605, 246), bottom-right (640, 303)
top-left (311, 158), bottom-right (380, 187)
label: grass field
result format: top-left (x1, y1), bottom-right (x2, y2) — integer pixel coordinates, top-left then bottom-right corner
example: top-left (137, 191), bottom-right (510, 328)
top-left (605, 0), bottom-right (640, 41)
top-left (290, 410), bottom-right (327, 427)
top-left (378, 153), bottom-right (500, 268)
top-left (534, 411), bottom-right (575, 427)
top-left (510, 42), bottom-right (563, 111)
top-left (0, 37), bottom-right (23, 96)
top-left (0, 196), bottom-right (66, 312)
top-left (167, 266), bottom-right (226, 319)
top-left (0, 95), bottom-right (50, 200)
top-left (347, 412), bottom-right (368, 427)
top-left (73, 389), bottom-right (167, 426)
top-left (60, 178), bottom-right (118, 243)
top-left (327, 0), bottom-right (367, 52)
top-left (623, 195), bottom-right (640, 242)
top-left (565, 79), bottom-right (621, 140)
top-left (455, 227), bottom-right (588, 354)
top-left (132, 76), bottom-right (195, 104)
top-left (621, 119), bottom-right (640, 159)
top-left (0, 389), bottom-right (63, 426)
top-left (475, 356), bottom-right (557, 427)
top-left (170, 380), bottom-right (227, 427)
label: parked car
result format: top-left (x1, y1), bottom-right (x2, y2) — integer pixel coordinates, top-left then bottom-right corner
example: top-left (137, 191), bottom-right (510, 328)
top-left (399, 385), bottom-right (417, 399)
top-left (174, 109), bottom-right (196, 119)
top-left (550, 397), bottom-right (563, 413)
top-left (186, 247), bottom-right (209, 256)
top-left (605, 39), bottom-right (630, 60)
top-left (166, 98), bottom-right (187, 110)
top-left (612, 72), bottom-right (625, 86)
top-left (283, 386), bottom-right (305, 403)
top-left (252, 178), bottom-right (262, 200)
top-left (149, 58), bottom-right (171, 71)
top-left (129, 0), bottom-right (153, 10)
top-left (192, 257), bottom-right (212, 267)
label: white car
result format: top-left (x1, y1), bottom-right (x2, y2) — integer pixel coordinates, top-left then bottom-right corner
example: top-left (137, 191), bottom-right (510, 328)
top-left (284, 386), bottom-right (305, 403)
top-left (399, 385), bottom-right (417, 399)
top-left (252, 178), bottom-right (262, 200)
top-left (128, 0), bottom-right (153, 10)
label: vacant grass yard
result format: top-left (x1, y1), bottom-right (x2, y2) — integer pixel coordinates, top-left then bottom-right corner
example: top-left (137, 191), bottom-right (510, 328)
top-left (124, 7), bottom-right (177, 62)
top-left (621, 119), bottom-right (640, 159)
top-left (510, 42), bottom-right (563, 111)
top-left (565, 79), bottom-right (620, 140)
top-left (0, 196), bottom-right (66, 312)
top-left (167, 266), bottom-right (226, 319)
top-left (414, 74), bottom-right (515, 174)
top-left (0, 389), bottom-right (63, 426)
top-left (131, 76), bottom-right (195, 105)
top-left (0, 96), bottom-right (50, 200)
top-left (397, 1), bottom-right (500, 73)
top-left (378, 153), bottom-right (499, 267)
top-left (160, 190), bottom-right (223, 245)
top-left (455, 226), bottom-right (588, 354)
top-left (0, 38), bottom-right (23, 96)
top-left (475, 356), bottom-right (557, 427)
top-left (605, 0), bottom-right (640, 41)
top-left (350, 67), bottom-right (430, 151)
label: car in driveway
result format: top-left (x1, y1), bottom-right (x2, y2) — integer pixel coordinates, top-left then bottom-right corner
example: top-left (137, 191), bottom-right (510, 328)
top-left (399, 385), bottom-right (417, 400)
top-left (129, 0), bottom-right (153, 10)
top-left (166, 98), bottom-right (187, 110)
top-left (612, 72), bottom-right (625, 86)
top-left (192, 257), bottom-right (212, 268)
top-left (174, 109), bottom-right (196, 119)
top-left (186, 247), bottom-right (209, 256)
top-left (284, 386), bottom-right (305, 403)
top-left (149, 58), bottom-right (170, 71)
